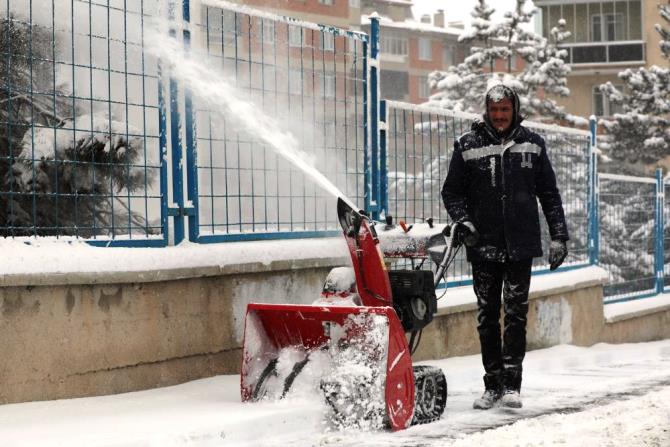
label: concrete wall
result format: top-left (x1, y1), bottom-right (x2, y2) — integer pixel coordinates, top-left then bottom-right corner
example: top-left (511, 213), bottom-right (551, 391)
top-left (412, 275), bottom-right (607, 362)
top-left (602, 301), bottom-right (670, 344)
top-left (0, 261), bottom-right (335, 404)
top-left (554, 72), bottom-right (620, 120)
top-left (2, 252), bottom-right (669, 405)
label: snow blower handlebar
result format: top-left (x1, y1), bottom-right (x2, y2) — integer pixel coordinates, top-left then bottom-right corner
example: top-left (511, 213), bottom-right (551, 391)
top-left (431, 222), bottom-right (463, 290)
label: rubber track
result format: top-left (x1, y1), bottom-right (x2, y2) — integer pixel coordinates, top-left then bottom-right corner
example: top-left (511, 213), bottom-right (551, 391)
top-left (411, 365), bottom-right (447, 426)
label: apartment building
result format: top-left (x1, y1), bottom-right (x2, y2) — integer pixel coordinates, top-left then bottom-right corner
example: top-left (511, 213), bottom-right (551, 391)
top-left (230, 0), bottom-right (363, 29)
top-left (202, 0), bottom-right (529, 105)
top-left (360, 2), bottom-right (469, 103)
top-left (212, 0), bottom-right (493, 105)
top-left (535, 0), bottom-right (665, 119)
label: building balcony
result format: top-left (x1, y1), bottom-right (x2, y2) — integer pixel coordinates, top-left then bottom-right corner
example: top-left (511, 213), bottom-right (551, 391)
top-left (560, 40), bottom-right (645, 66)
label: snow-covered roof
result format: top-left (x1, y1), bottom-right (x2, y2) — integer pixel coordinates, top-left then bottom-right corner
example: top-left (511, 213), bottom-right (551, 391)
top-left (361, 14), bottom-right (463, 37)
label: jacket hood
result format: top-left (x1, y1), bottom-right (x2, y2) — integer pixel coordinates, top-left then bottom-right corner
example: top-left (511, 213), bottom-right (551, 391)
top-left (482, 84), bottom-right (523, 140)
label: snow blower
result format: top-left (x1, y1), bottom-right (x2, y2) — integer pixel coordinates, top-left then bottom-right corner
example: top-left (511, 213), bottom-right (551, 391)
top-left (240, 198), bottom-right (462, 431)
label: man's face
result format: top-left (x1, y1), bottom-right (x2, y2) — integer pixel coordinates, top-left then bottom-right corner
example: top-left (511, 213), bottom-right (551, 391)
top-left (487, 97), bottom-right (514, 133)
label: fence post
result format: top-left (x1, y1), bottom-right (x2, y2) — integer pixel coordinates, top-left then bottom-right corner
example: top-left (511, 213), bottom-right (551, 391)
top-left (655, 168), bottom-right (664, 294)
top-left (588, 116), bottom-right (599, 265)
top-left (157, 62), bottom-right (170, 245)
top-left (165, 0), bottom-right (186, 244)
top-left (367, 15), bottom-right (380, 220)
top-left (379, 100), bottom-right (388, 218)
top-left (182, 0), bottom-right (199, 242)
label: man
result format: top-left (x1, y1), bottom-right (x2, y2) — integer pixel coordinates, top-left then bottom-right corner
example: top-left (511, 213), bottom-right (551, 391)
top-left (442, 84), bottom-right (569, 409)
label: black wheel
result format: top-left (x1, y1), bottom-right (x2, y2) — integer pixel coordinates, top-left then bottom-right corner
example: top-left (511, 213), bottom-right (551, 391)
top-left (411, 365), bottom-right (447, 425)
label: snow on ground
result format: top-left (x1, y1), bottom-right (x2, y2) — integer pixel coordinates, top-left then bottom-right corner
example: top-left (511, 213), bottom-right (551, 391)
top-left (1, 339), bottom-right (669, 446)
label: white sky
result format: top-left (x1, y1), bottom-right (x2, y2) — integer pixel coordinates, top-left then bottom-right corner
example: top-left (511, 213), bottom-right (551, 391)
top-left (411, 0), bottom-right (538, 28)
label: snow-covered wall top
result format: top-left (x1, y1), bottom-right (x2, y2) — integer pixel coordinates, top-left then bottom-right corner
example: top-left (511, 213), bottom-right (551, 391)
top-left (0, 237), bottom-right (350, 287)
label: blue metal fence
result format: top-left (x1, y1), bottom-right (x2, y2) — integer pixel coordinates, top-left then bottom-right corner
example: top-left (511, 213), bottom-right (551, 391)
top-left (0, 0), bottom-right (167, 246)
top-left (598, 172), bottom-right (663, 303)
top-left (182, 1), bottom-right (372, 243)
top-left (3, 0), bottom-right (669, 305)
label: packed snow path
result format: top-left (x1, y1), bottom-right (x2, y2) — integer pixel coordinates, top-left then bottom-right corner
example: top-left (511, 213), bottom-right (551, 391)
top-left (1, 340), bottom-right (669, 446)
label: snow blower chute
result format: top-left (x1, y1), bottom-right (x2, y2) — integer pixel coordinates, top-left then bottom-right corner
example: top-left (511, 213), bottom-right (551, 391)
top-left (241, 198), bottom-right (461, 430)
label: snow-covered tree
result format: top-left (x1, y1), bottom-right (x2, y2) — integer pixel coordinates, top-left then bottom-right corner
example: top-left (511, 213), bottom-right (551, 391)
top-left (598, 179), bottom-right (657, 297)
top-left (427, 0), bottom-right (583, 125)
top-left (1, 17), bottom-right (154, 237)
top-left (598, 5), bottom-right (670, 170)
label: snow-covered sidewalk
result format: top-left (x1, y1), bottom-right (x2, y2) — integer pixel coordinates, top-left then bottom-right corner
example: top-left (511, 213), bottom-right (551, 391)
top-left (0, 340), bottom-right (669, 446)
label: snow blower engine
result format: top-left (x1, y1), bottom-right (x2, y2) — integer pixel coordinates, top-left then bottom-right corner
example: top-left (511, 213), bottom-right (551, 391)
top-left (240, 198), bottom-right (462, 431)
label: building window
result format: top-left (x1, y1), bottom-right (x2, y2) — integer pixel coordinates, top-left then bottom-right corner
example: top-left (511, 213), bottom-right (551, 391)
top-left (262, 20), bottom-right (274, 44)
top-left (289, 25), bottom-right (302, 47)
top-left (319, 0), bottom-right (333, 5)
top-left (322, 32), bottom-right (335, 52)
top-left (591, 14), bottom-right (602, 42)
top-left (443, 45), bottom-right (455, 66)
top-left (605, 13), bottom-right (625, 41)
top-left (324, 74), bottom-right (335, 98)
top-left (289, 69), bottom-right (302, 95)
top-left (509, 54), bottom-right (517, 71)
top-left (418, 76), bottom-right (431, 98)
top-left (543, 1), bottom-right (639, 44)
top-left (593, 87), bottom-right (605, 116)
top-left (380, 35), bottom-right (408, 56)
top-left (263, 65), bottom-right (276, 87)
top-left (349, 0), bottom-right (360, 7)
top-left (380, 70), bottom-right (409, 100)
top-left (592, 12), bottom-right (625, 42)
top-left (419, 38), bottom-right (432, 61)
top-left (593, 85), bottom-right (624, 117)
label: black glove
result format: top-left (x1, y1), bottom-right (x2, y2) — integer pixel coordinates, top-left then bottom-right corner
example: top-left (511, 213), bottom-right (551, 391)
top-left (549, 240), bottom-right (568, 271)
top-left (455, 221), bottom-right (479, 247)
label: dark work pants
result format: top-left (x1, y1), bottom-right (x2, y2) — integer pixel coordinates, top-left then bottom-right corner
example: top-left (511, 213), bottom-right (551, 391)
top-left (472, 258), bottom-right (532, 392)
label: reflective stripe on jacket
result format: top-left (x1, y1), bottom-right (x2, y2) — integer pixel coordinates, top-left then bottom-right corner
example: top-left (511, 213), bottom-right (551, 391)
top-left (441, 121), bottom-right (569, 262)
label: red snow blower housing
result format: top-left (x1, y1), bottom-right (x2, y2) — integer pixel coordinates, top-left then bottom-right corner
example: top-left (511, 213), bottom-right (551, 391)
top-left (241, 198), bottom-right (462, 431)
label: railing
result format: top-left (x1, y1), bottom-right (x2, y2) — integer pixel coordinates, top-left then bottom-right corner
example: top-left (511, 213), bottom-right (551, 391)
top-left (561, 40), bottom-right (646, 65)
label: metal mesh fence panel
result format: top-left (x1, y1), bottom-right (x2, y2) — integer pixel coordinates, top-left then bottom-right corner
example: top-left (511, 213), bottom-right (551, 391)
top-left (599, 174), bottom-right (656, 302)
top-left (526, 123), bottom-right (591, 270)
top-left (383, 101), bottom-right (471, 284)
top-left (189, 1), bottom-right (367, 241)
top-left (664, 182), bottom-right (670, 291)
top-left (0, 0), bottom-right (165, 245)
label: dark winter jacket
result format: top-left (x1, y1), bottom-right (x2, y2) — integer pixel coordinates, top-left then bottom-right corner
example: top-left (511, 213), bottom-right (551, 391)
top-left (442, 119), bottom-right (569, 262)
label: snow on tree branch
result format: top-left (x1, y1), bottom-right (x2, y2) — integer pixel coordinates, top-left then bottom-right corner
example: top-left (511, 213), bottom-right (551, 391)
top-left (426, 0), bottom-right (577, 125)
top-left (598, 6), bottom-right (670, 172)
top-left (0, 17), bottom-right (156, 237)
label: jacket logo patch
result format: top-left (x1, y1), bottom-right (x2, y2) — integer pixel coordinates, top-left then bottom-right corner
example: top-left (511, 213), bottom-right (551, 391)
top-left (521, 153), bottom-right (533, 169)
